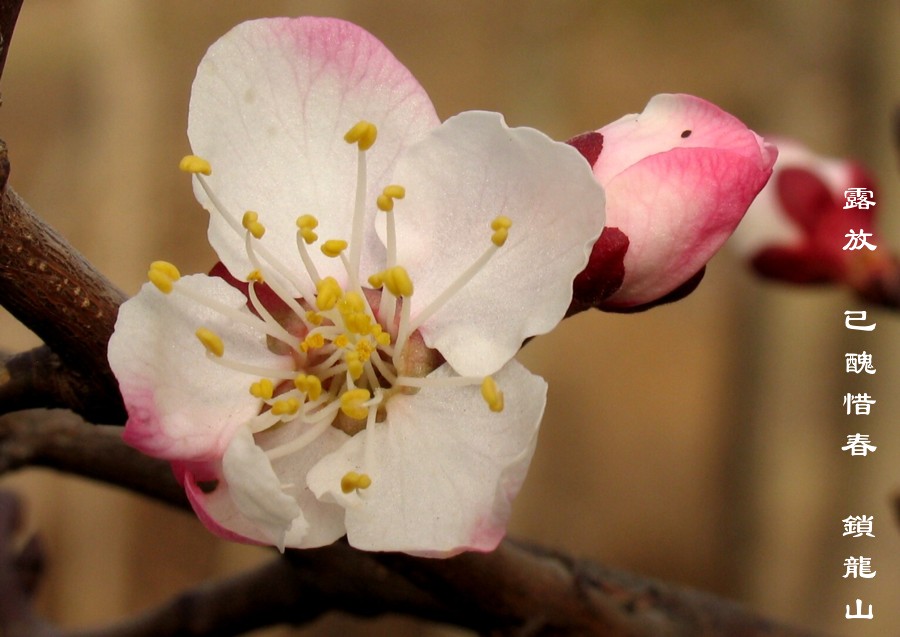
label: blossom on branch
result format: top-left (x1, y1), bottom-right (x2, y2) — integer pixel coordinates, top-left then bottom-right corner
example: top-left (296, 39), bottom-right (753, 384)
top-left (568, 94), bottom-right (777, 313)
top-left (731, 138), bottom-right (899, 304)
top-left (107, 17), bottom-right (604, 556)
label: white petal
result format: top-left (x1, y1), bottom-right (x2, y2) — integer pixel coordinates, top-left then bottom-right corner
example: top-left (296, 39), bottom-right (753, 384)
top-left (389, 111), bottom-right (605, 376)
top-left (109, 274), bottom-right (293, 460)
top-left (222, 426), bottom-right (305, 551)
top-left (307, 359), bottom-right (547, 556)
top-left (188, 17), bottom-right (439, 298)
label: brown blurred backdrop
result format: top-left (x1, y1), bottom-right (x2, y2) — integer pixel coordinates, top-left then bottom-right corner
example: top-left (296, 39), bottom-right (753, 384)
top-left (0, 1), bottom-right (898, 635)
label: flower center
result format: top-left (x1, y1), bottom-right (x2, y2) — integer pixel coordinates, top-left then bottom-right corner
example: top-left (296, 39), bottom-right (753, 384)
top-left (157, 121), bottom-right (510, 496)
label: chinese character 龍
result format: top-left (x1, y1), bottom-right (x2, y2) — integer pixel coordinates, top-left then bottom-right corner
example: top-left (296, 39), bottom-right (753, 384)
top-left (842, 434), bottom-right (877, 456)
top-left (843, 556), bottom-right (877, 579)
top-left (843, 188), bottom-right (876, 210)
top-left (844, 393), bottom-right (876, 415)
top-left (843, 229), bottom-right (877, 251)
top-left (845, 352), bottom-right (876, 374)
top-left (842, 515), bottom-right (875, 538)
top-left (844, 310), bottom-right (876, 331)
top-left (845, 598), bottom-right (874, 620)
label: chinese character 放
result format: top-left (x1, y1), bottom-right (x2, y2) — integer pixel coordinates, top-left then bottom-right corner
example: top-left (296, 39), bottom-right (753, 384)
top-left (844, 310), bottom-right (876, 331)
top-left (842, 229), bottom-right (877, 251)
top-left (843, 556), bottom-right (877, 579)
top-left (845, 352), bottom-right (876, 374)
top-left (842, 514), bottom-right (875, 538)
top-left (844, 393), bottom-right (876, 415)
top-left (843, 188), bottom-right (876, 210)
top-left (842, 434), bottom-right (877, 456)
top-left (845, 599), bottom-right (874, 620)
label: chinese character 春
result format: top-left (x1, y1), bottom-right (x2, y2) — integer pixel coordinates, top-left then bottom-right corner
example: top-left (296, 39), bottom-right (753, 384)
top-left (843, 556), bottom-right (877, 579)
top-left (843, 188), bottom-right (876, 210)
top-left (844, 310), bottom-right (876, 331)
top-left (845, 352), bottom-right (876, 374)
top-left (844, 393), bottom-right (876, 415)
top-left (845, 599), bottom-right (874, 620)
top-left (842, 515), bottom-right (875, 538)
top-left (842, 229), bottom-right (877, 251)
top-left (842, 434), bottom-right (877, 456)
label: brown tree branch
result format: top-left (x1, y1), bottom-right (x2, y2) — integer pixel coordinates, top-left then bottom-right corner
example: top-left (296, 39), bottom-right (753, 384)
top-left (0, 146), bottom-right (127, 421)
top-left (0, 0), bottom-right (23, 90)
top-left (0, 410), bottom-right (830, 637)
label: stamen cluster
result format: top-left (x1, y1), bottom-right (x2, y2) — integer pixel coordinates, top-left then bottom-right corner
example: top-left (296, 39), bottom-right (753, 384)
top-left (156, 121), bottom-right (509, 496)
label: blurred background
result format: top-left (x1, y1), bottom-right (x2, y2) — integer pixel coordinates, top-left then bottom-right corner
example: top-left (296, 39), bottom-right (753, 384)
top-left (0, 1), bottom-right (897, 635)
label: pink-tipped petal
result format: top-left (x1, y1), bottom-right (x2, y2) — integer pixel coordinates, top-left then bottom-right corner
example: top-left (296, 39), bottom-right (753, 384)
top-left (109, 275), bottom-right (292, 460)
top-left (189, 17), bottom-right (440, 297)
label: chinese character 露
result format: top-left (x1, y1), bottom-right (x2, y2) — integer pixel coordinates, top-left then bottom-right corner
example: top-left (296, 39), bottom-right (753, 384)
top-left (842, 515), bottom-right (875, 538)
top-left (842, 434), bottom-right (877, 456)
top-left (845, 352), bottom-right (876, 374)
top-left (845, 598), bottom-right (874, 620)
top-left (844, 310), bottom-right (876, 331)
top-left (843, 188), bottom-right (876, 210)
top-left (842, 229), bottom-right (877, 251)
top-left (843, 556), bottom-right (877, 579)
top-left (844, 393), bottom-right (876, 415)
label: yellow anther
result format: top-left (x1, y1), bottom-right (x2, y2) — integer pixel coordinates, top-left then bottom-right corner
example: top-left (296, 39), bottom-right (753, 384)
top-left (481, 376), bottom-right (504, 412)
top-left (356, 340), bottom-right (374, 362)
top-left (376, 185), bottom-right (406, 212)
top-left (246, 269), bottom-right (264, 283)
top-left (294, 374), bottom-right (322, 401)
top-left (271, 398), bottom-right (300, 416)
top-left (341, 471), bottom-right (373, 493)
top-left (384, 266), bottom-right (414, 297)
top-left (340, 388), bottom-right (371, 420)
top-left (383, 185), bottom-right (406, 199)
top-left (179, 155), bottom-right (212, 175)
top-left (321, 239), bottom-right (348, 258)
top-left (490, 216), bottom-right (512, 247)
top-left (344, 120), bottom-right (378, 151)
top-left (196, 328), bottom-right (224, 358)
top-left (338, 291), bottom-right (366, 315)
top-left (491, 216), bottom-right (513, 231)
top-left (367, 272), bottom-right (385, 288)
top-left (249, 378), bottom-right (274, 400)
top-left (370, 324), bottom-right (391, 345)
top-left (296, 215), bottom-right (319, 244)
top-left (375, 331), bottom-right (392, 346)
top-left (346, 312), bottom-right (372, 335)
top-left (305, 310), bottom-right (324, 326)
top-left (345, 351), bottom-right (364, 380)
top-left (148, 261), bottom-right (181, 294)
top-left (333, 333), bottom-right (350, 348)
top-left (315, 277), bottom-right (343, 311)
top-left (301, 332), bottom-right (326, 352)
top-left (242, 211), bottom-right (266, 239)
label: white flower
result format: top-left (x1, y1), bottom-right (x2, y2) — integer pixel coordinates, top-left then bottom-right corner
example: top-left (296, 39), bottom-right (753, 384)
top-left (108, 17), bottom-right (604, 556)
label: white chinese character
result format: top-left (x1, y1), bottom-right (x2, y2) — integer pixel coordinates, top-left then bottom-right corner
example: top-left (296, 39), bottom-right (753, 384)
top-left (842, 229), bottom-right (877, 251)
top-left (843, 556), bottom-right (877, 579)
top-left (845, 598), bottom-right (874, 619)
top-left (844, 310), bottom-right (876, 331)
top-left (844, 393), bottom-right (876, 415)
top-left (845, 352), bottom-right (876, 374)
top-left (842, 515), bottom-right (875, 538)
top-left (843, 188), bottom-right (876, 210)
top-left (842, 434), bottom-right (876, 456)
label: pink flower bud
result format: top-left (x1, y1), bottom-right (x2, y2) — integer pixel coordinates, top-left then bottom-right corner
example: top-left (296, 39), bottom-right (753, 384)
top-left (731, 138), bottom-right (893, 296)
top-left (569, 94), bottom-right (777, 312)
